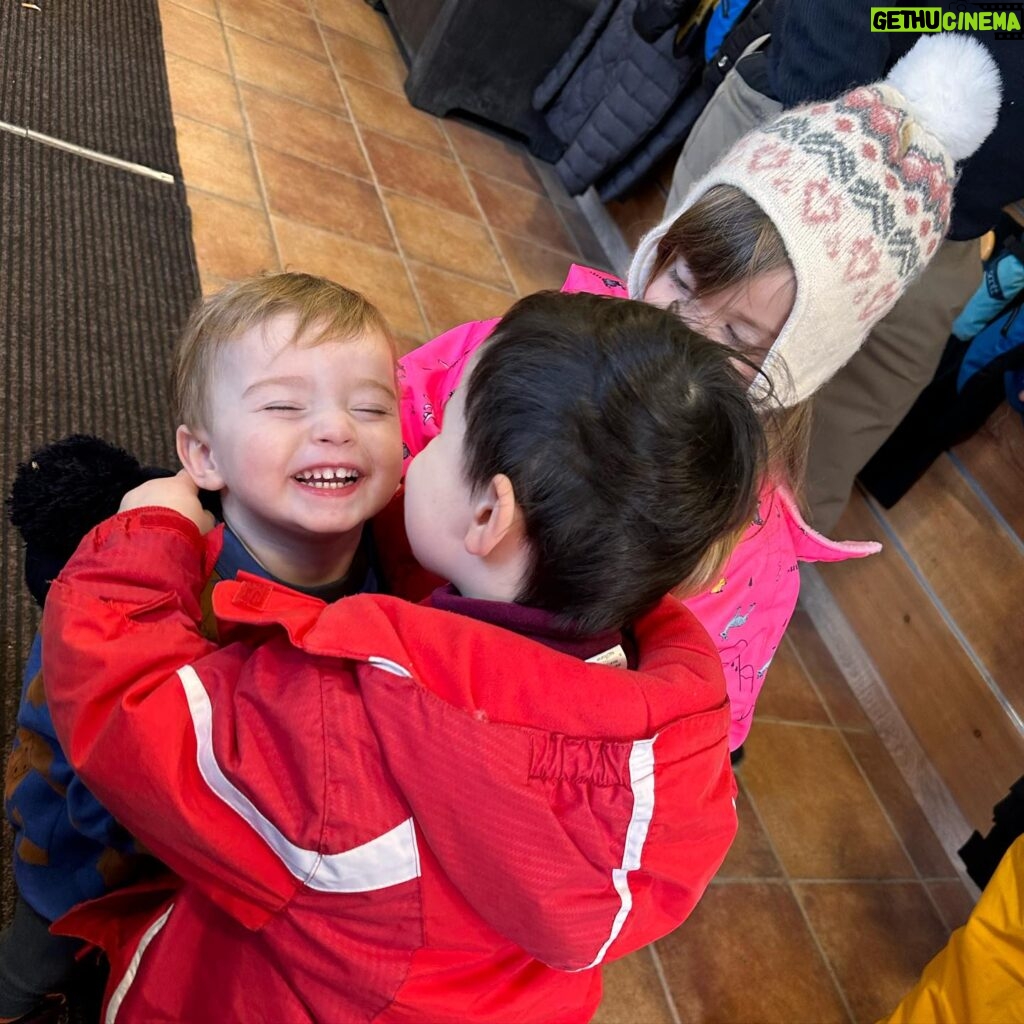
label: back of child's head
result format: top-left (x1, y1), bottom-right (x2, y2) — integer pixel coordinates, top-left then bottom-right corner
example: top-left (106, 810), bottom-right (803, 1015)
top-left (173, 272), bottom-right (393, 428)
top-left (461, 291), bottom-right (766, 633)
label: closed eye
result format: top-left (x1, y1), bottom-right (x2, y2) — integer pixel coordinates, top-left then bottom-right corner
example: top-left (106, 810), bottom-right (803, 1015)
top-left (263, 404), bottom-right (302, 412)
top-left (669, 268), bottom-right (692, 296)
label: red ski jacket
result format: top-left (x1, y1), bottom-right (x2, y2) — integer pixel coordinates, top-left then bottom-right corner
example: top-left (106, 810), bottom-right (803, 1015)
top-left (43, 510), bottom-right (737, 1023)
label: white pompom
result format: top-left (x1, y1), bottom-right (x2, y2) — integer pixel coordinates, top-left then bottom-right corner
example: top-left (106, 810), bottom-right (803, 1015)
top-left (886, 34), bottom-right (1002, 161)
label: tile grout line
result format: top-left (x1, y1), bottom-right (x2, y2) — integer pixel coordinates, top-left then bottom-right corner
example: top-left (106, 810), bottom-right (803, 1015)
top-left (174, 180), bottom-right (261, 213)
top-left (709, 875), bottom-right (788, 886)
top-left (752, 714), bottom-right (866, 732)
top-left (177, 5), bottom-right (550, 276)
top-left (798, 564), bottom-right (980, 897)
top-left (733, 774), bottom-right (858, 1024)
top-left (786, 876), bottom-right (967, 886)
top-left (440, 131), bottom-right (596, 277)
top-left (946, 449), bottom-right (1024, 557)
top-left (316, 0), bottom-right (406, 58)
top-left (574, 186), bottom-right (634, 280)
top-left (784, 619), bottom-right (972, 929)
top-left (528, 156), bottom-right (604, 266)
top-left (787, 621), bottom-right (960, 843)
top-left (543, 172), bottom-right (631, 278)
top-left (790, 636), bottom-right (971, 932)
top-left (211, 1), bottom-right (286, 274)
top-left (172, 103), bottom-right (255, 143)
top-left (645, 945), bottom-right (684, 1024)
top-left (175, 17), bottom-right (587, 275)
top-left (860, 486), bottom-right (1024, 738)
top-left (315, 15), bottom-right (431, 336)
top-left (487, 171), bottom-right (593, 264)
top-left (0, 120), bottom-right (175, 184)
top-left (173, 6), bottom-right (613, 274)
top-left (217, 19), bottom-right (339, 68)
top-left (168, 0), bottom-right (401, 65)
top-left (174, 134), bottom-right (566, 281)
top-left (167, 49), bottom-right (371, 128)
top-left (209, 94), bottom-right (583, 267)
top-left (438, 124), bottom-right (536, 299)
top-left (713, 874), bottom-right (955, 885)
top-left (177, 101), bottom-right (460, 222)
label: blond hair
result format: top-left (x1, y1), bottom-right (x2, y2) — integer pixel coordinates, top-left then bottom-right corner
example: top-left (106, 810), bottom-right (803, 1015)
top-left (650, 184), bottom-right (811, 501)
top-left (173, 273), bottom-right (394, 428)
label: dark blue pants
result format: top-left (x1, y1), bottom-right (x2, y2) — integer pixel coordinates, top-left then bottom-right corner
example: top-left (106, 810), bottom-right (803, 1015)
top-left (0, 894), bottom-right (83, 1018)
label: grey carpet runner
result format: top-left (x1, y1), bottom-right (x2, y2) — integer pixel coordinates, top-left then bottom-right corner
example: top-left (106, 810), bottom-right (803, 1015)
top-left (0, 0), bottom-right (200, 950)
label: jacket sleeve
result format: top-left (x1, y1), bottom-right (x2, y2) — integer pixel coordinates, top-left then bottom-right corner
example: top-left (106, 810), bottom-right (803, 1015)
top-left (951, 250), bottom-right (1024, 342)
top-left (41, 510), bottom-right (306, 929)
top-left (881, 835), bottom-right (1024, 1024)
top-left (10, 632), bottom-right (139, 853)
top-left (768, 0), bottom-right (891, 107)
top-left (358, 657), bottom-right (736, 970)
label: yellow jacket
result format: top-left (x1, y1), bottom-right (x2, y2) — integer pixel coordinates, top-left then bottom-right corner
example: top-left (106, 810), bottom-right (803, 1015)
top-left (881, 835), bottom-right (1024, 1023)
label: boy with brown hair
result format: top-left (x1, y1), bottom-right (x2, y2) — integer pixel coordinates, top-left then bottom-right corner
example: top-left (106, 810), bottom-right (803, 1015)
top-left (1, 273), bottom-right (405, 1021)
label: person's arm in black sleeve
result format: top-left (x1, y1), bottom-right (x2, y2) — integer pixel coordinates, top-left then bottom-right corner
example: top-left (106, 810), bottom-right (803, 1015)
top-left (768, 0), bottom-right (893, 106)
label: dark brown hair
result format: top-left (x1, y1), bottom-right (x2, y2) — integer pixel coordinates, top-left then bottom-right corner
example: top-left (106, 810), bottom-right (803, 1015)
top-left (650, 184), bottom-right (790, 297)
top-left (461, 291), bottom-right (767, 633)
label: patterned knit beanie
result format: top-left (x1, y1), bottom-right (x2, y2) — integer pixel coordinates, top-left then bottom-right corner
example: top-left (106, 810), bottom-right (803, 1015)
top-left (628, 34), bottom-right (1002, 407)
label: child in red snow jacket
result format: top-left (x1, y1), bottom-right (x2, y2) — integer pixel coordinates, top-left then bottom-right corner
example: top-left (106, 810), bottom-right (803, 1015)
top-left (42, 292), bottom-right (766, 1023)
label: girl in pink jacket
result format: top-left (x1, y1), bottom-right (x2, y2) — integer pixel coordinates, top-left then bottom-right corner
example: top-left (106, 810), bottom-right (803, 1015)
top-left (400, 35), bottom-right (1000, 751)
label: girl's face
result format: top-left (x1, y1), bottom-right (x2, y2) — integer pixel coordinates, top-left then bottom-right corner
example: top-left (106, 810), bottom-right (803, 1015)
top-left (644, 257), bottom-right (795, 368)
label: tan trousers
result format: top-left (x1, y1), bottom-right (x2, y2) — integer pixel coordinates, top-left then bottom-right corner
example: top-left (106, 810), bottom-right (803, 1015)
top-left (665, 35), bottom-right (780, 210)
top-left (806, 237), bottom-right (983, 532)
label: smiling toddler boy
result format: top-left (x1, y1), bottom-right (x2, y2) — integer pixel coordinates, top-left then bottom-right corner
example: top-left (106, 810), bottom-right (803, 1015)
top-left (0, 273), bottom-right (405, 1021)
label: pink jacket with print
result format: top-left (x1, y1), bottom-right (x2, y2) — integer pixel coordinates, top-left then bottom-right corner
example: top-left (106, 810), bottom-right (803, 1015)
top-left (397, 265), bottom-right (880, 750)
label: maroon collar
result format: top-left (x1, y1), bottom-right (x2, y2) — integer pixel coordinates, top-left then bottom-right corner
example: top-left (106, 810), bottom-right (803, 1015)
top-left (425, 585), bottom-right (636, 667)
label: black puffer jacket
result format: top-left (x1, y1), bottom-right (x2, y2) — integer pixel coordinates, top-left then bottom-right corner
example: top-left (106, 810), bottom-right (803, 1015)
top-left (534, 0), bottom-right (707, 195)
top-left (632, 0), bottom-right (702, 40)
top-left (598, 0), bottom-right (773, 199)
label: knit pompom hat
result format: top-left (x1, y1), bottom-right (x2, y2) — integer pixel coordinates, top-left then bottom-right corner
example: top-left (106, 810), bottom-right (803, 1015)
top-left (628, 34), bottom-right (1002, 407)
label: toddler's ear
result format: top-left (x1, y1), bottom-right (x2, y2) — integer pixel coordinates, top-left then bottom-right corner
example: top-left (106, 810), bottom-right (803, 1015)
top-left (176, 424), bottom-right (225, 492)
top-left (464, 473), bottom-right (521, 558)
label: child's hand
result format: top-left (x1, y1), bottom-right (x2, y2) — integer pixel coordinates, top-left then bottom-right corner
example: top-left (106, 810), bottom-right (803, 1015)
top-left (119, 470), bottom-right (216, 535)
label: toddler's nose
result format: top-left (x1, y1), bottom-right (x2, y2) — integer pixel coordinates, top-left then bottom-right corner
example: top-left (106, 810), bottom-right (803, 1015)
top-left (312, 408), bottom-right (356, 446)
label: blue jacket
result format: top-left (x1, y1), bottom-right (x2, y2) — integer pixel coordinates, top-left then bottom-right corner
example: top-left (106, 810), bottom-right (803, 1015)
top-left (952, 247), bottom-right (1024, 343)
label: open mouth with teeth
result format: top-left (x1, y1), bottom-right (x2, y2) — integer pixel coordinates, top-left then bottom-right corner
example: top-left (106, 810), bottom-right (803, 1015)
top-left (294, 468), bottom-right (361, 490)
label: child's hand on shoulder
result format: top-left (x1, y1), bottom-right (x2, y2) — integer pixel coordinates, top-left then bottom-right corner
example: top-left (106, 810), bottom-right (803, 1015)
top-left (119, 470), bottom-right (216, 535)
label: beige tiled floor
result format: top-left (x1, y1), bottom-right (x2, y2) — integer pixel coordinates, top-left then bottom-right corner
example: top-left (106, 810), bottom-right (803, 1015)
top-left (596, 617), bottom-right (975, 1024)
top-left (160, 0), bottom-right (609, 352)
top-left (159, 3), bottom-right (974, 1020)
